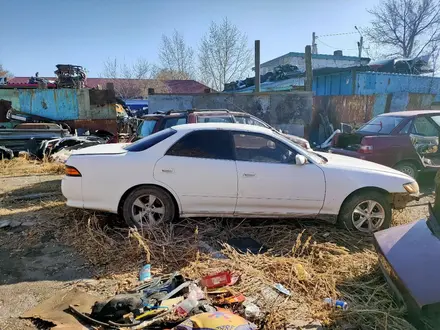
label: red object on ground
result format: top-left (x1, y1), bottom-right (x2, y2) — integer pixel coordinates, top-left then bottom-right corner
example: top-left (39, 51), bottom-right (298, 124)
top-left (201, 271), bottom-right (232, 289)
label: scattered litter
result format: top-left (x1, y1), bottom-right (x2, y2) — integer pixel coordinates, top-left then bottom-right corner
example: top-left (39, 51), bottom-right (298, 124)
top-left (323, 298), bottom-right (348, 310)
top-left (294, 263), bottom-right (309, 281)
top-left (243, 302), bottom-right (261, 320)
top-left (139, 264), bottom-right (151, 282)
top-left (175, 310), bottom-right (257, 330)
top-left (322, 232), bottom-right (330, 238)
top-left (21, 221), bottom-right (37, 227)
top-left (273, 283), bottom-right (291, 296)
top-left (9, 220), bottom-right (23, 228)
top-left (0, 146), bottom-right (14, 160)
top-left (21, 289), bottom-right (101, 329)
top-left (0, 220), bottom-right (11, 228)
top-left (176, 295), bottom-right (199, 316)
top-left (201, 271), bottom-right (231, 289)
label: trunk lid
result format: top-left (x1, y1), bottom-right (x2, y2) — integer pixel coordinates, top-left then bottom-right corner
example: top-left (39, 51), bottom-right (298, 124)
top-left (71, 143), bottom-right (128, 156)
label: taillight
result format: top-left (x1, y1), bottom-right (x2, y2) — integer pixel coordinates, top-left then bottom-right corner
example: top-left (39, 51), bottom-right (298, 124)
top-left (359, 145), bottom-right (373, 154)
top-left (65, 166), bottom-right (82, 177)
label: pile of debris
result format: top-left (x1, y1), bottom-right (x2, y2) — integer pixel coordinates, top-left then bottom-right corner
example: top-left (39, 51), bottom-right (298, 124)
top-left (63, 271), bottom-right (259, 329)
top-left (0, 107), bottom-right (115, 162)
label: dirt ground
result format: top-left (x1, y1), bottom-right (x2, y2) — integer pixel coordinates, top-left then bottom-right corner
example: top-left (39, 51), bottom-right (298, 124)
top-left (0, 166), bottom-right (435, 330)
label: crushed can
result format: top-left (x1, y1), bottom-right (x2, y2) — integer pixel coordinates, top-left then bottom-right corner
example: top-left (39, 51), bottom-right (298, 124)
top-left (323, 298), bottom-right (348, 310)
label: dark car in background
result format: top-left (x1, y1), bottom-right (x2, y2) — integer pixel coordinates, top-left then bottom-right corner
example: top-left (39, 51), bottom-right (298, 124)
top-left (135, 109), bottom-right (311, 149)
top-left (134, 109), bottom-right (235, 141)
top-left (330, 110), bottom-right (440, 178)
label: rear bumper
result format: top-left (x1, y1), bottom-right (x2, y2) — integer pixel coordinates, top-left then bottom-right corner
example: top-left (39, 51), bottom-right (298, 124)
top-left (61, 176), bottom-right (83, 208)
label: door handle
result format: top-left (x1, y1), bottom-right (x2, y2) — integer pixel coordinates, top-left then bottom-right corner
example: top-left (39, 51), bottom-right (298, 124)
top-left (243, 173), bottom-right (256, 177)
top-left (161, 169), bottom-right (174, 173)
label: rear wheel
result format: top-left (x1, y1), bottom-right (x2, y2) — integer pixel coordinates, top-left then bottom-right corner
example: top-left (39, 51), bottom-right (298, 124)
top-left (122, 186), bottom-right (175, 229)
top-left (338, 191), bottom-right (391, 233)
top-left (394, 161), bottom-right (418, 179)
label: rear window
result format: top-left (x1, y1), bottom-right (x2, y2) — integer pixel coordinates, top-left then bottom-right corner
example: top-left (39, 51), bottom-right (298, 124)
top-left (163, 117), bottom-right (187, 128)
top-left (138, 119), bottom-right (158, 137)
top-left (125, 128), bottom-right (176, 152)
top-left (357, 116), bottom-right (404, 134)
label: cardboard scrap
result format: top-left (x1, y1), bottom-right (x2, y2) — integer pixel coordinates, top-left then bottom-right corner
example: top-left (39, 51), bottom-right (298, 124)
top-left (21, 288), bottom-right (101, 330)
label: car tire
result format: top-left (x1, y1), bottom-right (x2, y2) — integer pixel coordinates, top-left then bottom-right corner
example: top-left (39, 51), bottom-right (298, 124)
top-left (122, 186), bottom-right (175, 229)
top-left (394, 161), bottom-right (418, 179)
top-left (338, 191), bottom-right (392, 233)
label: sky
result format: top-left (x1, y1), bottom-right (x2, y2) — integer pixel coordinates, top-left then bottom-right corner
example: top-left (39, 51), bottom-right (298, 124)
top-left (0, 0), bottom-right (381, 78)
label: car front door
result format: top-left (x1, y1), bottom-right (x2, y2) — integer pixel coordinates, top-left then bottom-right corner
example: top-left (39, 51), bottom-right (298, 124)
top-left (153, 130), bottom-right (238, 216)
top-left (232, 131), bottom-right (325, 217)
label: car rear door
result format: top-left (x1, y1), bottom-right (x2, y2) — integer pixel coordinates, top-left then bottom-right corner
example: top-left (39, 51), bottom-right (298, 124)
top-left (232, 131), bottom-right (325, 217)
top-left (153, 129), bottom-right (238, 216)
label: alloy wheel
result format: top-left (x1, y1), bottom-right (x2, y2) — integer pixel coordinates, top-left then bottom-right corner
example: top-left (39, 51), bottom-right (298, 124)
top-left (351, 199), bottom-right (386, 232)
top-left (131, 194), bottom-right (165, 226)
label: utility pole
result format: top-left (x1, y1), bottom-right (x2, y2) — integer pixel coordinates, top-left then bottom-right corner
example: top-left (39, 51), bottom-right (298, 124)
top-left (355, 26), bottom-right (363, 63)
top-left (358, 36), bottom-right (363, 59)
top-left (255, 40), bottom-right (261, 93)
top-left (312, 32), bottom-right (318, 54)
top-left (305, 45), bottom-right (313, 91)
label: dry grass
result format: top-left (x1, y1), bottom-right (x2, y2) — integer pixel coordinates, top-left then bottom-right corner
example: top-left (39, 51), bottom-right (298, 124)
top-left (0, 157), bottom-right (65, 177)
top-left (2, 189), bottom-right (430, 329)
top-left (29, 208), bottom-right (421, 330)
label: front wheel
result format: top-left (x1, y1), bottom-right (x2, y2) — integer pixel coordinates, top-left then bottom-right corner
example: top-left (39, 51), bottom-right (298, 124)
top-left (122, 186), bottom-right (175, 229)
top-left (338, 191), bottom-right (391, 233)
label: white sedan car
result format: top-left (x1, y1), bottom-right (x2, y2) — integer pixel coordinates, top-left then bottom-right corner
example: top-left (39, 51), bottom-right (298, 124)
top-left (62, 123), bottom-right (419, 233)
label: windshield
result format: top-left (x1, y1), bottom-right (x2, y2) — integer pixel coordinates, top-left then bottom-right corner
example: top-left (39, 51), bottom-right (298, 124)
top-left (275, 132), bottom-right (325, 164)
top-left (357, 116), bottom-right (404, 134)
top-left (138, 119), bottom-right (158, 137)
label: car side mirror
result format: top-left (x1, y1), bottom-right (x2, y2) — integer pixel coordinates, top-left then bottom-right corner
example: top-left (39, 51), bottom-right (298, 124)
top-left (295, 154), bottom-right (307, 165)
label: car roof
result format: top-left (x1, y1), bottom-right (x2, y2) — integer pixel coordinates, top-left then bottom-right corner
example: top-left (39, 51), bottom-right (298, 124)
top-left (378, 110), bottom-right (440, 117)
top-left (172, 122), bottom-right (273, 134)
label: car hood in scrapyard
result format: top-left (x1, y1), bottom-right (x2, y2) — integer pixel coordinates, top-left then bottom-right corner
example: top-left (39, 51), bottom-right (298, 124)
top-left (317, 151), bottom-right (412, 179)
top-left (71, 143), bottom-right (129, 155)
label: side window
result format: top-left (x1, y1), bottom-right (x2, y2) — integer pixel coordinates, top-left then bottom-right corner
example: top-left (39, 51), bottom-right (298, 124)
top-left (163, 117), bottom-right (187, 129)
top-left (234, 116), bottom-right (246, 124)
top-left (247, 117), bottom-right (268, 128)
top-left (411, 117), bottom-right (439, 136)
top-left (399, 120), bottom-right (412, 134)
top-left (166, 130), bottom-right (233, 160)
top-left (233, 132), bottom-right (296, 164)
top-left (198, 116), bottom-right (234, 123)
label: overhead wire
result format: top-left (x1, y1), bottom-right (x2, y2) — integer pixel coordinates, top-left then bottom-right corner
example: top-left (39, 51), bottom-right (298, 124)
top-left (316, 39), bottom-right (357, 51)
top-left (317, 31), bottom-right (359, 37)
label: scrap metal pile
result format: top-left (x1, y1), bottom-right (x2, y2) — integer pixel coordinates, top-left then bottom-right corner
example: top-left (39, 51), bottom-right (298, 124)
top-left (0, 107), bottom-right (114, 162)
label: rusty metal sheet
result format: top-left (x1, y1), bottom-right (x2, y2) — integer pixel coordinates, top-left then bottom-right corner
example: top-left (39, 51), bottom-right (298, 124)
top-left (312, 95), bottom-right (375, 131)
top-left (64, 119), bottom-right (118, 136)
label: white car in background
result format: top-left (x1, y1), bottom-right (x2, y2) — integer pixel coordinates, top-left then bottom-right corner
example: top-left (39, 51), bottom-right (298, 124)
top-left (62, 123), bottom-right (419, 233)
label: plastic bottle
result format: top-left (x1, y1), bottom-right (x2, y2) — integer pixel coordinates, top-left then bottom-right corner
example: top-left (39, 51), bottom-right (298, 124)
top-left (188, 283), bottom-right (205, 300)
top-left (175, 296), bottom-right (198, 316)
top-left (323, 298), bottom-right (348, 310)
